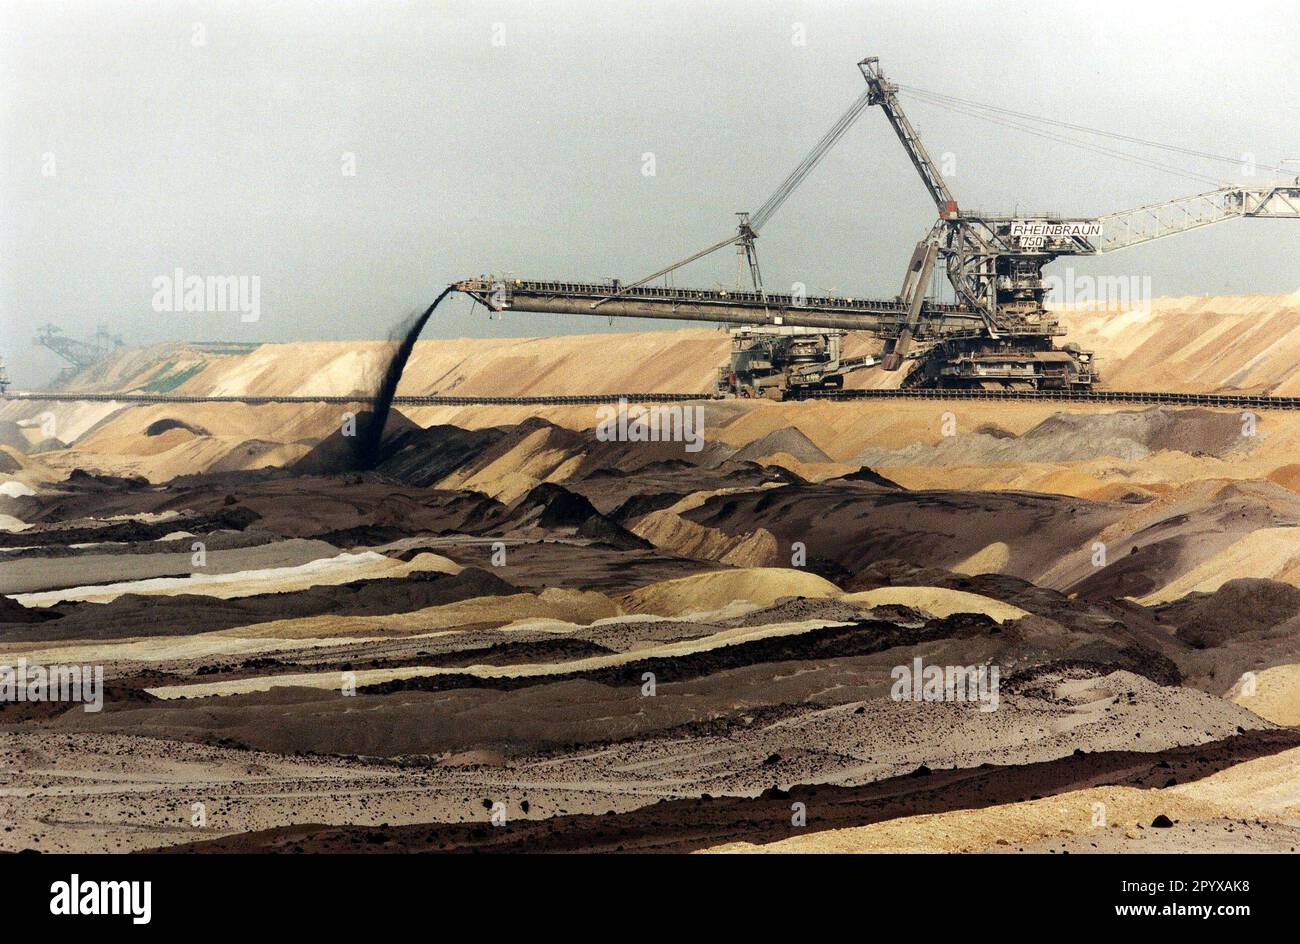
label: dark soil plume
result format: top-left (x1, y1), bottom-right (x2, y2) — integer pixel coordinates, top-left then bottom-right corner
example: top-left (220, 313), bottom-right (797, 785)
top-left (354, 285), bottom-right (456, 469)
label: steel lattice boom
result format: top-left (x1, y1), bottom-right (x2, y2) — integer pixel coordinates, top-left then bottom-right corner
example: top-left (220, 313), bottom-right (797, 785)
top-left (456, 54), bottom-right (1298, 395)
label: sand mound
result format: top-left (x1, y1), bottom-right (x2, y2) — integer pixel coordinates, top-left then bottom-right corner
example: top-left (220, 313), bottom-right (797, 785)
top-left (1082, 481), bottom-right (1161, 503)
top-left (748, 451), bottom-right (852, 482)
top-left (621, 568), bottom-right (843, 617)
top-left (207, 439), bottom-right (313, 473)
top-left (730, 427), bottom-right (832, 464)
top-left (951, 542), bottom-right (1011, 576)
top-left (1264, 463), bottom-right (1300, 496)
top-left (146, 614), bottom-right (856, 699)
top-left (227, 587), bottom-right (620, 639)
top-left (628, 509), bottom-right (779, 567)
top-left (12, 550), bottom-right (461, 606)
top-left (0, 446), bottom-right (59, 486)
top-left (440, 423), bottom-right (584, 503)
top-left (1157, 578), bottom-right (1300, 647)
top-left (704, 785), bottom-right (1223, 853)
top-left (1138, 527), bottom-right (1300, 603)
top-left (1173, 745), bottom-right (1300, 814)
top-left (829, 466), bottom-right (904, 488)
top-left (841, 586), bottom-right (1028, 621)
top-left (0, 480), bottom-right (36, 498)
top-left (1232, 664), bottom-right (1300, 725)
top-left (849, 407), bottom-right (1251, 468)
top-left (1035, 479), bottom-right (1300, 600)
top-left (375, 424), bottom-right (508, 486)
top-left (1058, 293), bottom-right (1300, 394)
top-left (0, 421), bottom-right (33, 453)
top-left (9, 628), bottom-right (395, 667)
top-left (1, 537), bottom-right (345, 595)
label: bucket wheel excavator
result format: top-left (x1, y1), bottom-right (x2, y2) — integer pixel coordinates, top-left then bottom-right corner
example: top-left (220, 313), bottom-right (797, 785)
top-left (457, 55), bottom-right (1299, 395)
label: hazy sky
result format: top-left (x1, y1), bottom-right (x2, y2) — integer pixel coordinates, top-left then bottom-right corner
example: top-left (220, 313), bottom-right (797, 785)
top-left (2, 0), bottom-right (1298, 386)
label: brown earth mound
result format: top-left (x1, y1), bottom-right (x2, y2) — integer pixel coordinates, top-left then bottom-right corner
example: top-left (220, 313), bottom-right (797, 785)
top-left (1155, 578), bottom-right (1300, 648)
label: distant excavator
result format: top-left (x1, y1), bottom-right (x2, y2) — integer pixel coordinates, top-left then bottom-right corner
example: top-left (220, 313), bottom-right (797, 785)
top-left (33, 323), bottom-right (124, 381)
top-left (457, 55), bottom-right (1299, 396)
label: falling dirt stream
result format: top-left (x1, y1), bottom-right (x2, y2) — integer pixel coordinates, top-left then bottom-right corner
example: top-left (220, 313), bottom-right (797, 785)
top-left (354, 285), bottom-right (456, 469)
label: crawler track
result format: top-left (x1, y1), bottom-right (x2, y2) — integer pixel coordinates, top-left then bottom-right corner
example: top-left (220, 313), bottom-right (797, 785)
top-left (4, 388), bottom-right (1299, 409)
top-left (801, 388), bottom-right (1300, 409)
